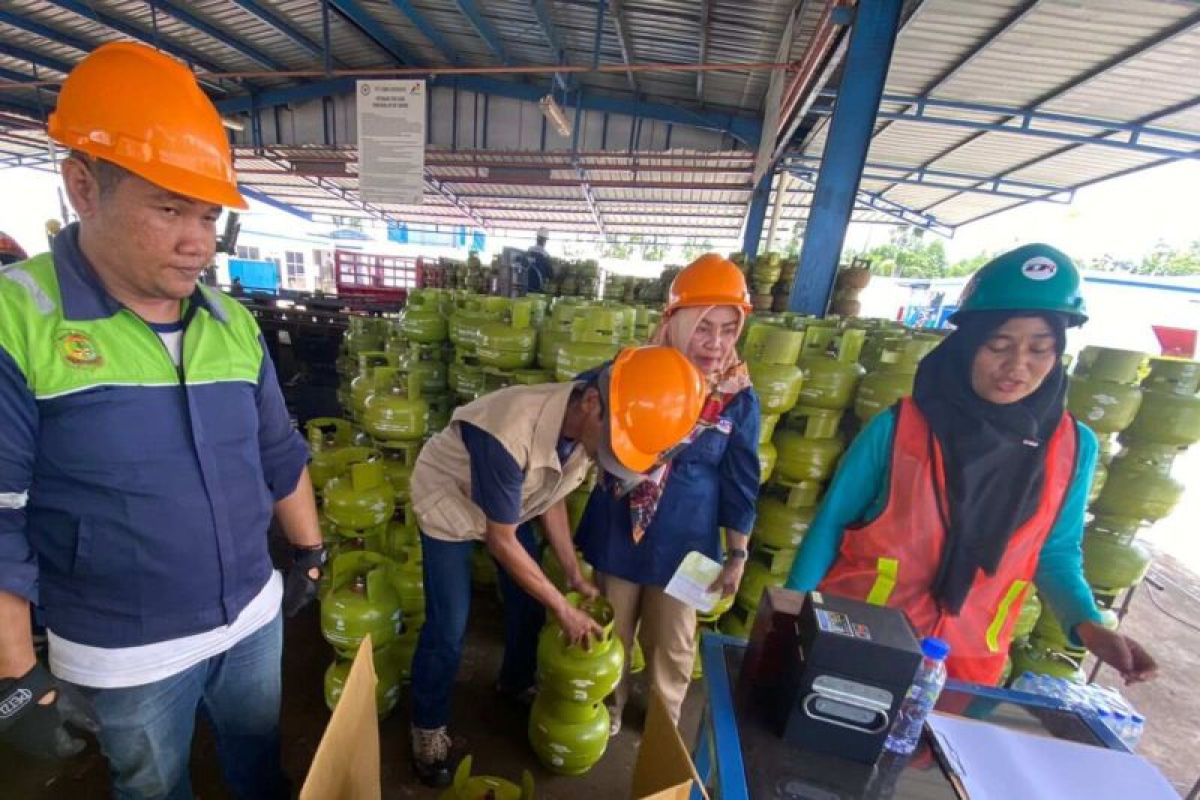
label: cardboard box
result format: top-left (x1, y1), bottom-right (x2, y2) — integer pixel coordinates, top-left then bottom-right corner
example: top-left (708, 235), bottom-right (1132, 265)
top-left (631, 691), bottom-right (708, 800)
top-left (299, 636), bottom-right (381, 800)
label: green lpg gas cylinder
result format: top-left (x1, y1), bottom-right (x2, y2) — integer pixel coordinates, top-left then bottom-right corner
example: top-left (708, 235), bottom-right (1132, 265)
top-left (513, 368), bottom-right (553, 385)
top-left (477, 300), bottom-right (538, 370)
top-left (541, 548), bottom-right (594, 593)
top-left (1066, 358), bottom-right (1143, 435)
top-left (784, 405), bottom-right (843, 439)
top-left (379, 504), bottom-right (419, 559)
top-left (536, 594), bottom-right (625, 705)
top-left (1088, 459), bottom-right (1108, 505)
top-left (735, 558), bottom-right (787, 611)
top-left (392, 542), bottom-right (426, 621)
top-left (1008, 641), bottom-right (1084, 685)
top-left (363, 369), bottom-right (429, 443)
top-left (1124, 358), bottom-right (1200, 447)
top-left (1073, 346), bottom-right (1145, 384)
top-left (324, 460), bottom-right (395, 539)
top-left (718, 599), bottom-right (754, 639)
top-left (759, 413), bottom-right (782, 444)
top-left (555, 341), bottom-right (619, 382)
top-left (449, 359), bottom-right (486, 403)
top-left (528, 695), bottom-right (610, 776)
top-left (854, 338), bottom-right (938, 421)
top-left (398, 301), bottom-right (448, 344)
top-left (1082, 517), bottom-right (1152, 593)
top-left (797, 356), bottom-right (864, 411)
top-left (323, 642), bottom-right (404, 717)
top-left (753, 482), bottom-right (819, 550)
top-left (773, 430), bottom-right (844, 483)
top-left (439, 756), bottom-right (533, 800)
top-left (748, 360), bottom-right (804, 416)
top-left (393, 342), bottom-right (449, 396)
top-left (320, 550), bottom-right (403, 656)
top-left (394, 619), bottom-right (421, 683)
top-left (306, 417), bottom-right (356, 491)
top-left (426, 394), bottom-right (453, 432)
top-left (449, 298), bottom-right (506, 355)
top-left (344, 315), bottom-right (387, 355)
top-left (758, 440), bottom-right (777, 485)
top-left (1012, 591), bottom-right (1042, 642)
top-left (1092, 443), bottom-right (1184, 522)
top-left (471, 543), bottom-right (499, 588)
top-left (378, 441), bottom-right (421, 505)
top-left (349, 352), bottom-right (397, 422)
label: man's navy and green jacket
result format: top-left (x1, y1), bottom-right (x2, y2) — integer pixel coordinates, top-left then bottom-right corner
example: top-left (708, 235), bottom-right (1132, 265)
top-left (0, 225), bottom-right (308, 648)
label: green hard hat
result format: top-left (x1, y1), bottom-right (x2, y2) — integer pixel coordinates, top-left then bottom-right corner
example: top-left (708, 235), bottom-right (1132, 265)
top-left (951, 243), bottom-right (1087, 326)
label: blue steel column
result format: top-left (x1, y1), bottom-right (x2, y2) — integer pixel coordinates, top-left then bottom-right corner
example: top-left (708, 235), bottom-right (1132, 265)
top-left (741, 170), bottom-right (772, 259)
top-left (789, 0), bottom-right (903, 314)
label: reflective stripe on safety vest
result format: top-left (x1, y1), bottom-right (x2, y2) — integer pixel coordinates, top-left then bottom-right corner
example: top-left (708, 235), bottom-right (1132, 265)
top-left (867, 557), bottom-right (899, 606)
top-left (986, 580), bottom-right (1029, 653)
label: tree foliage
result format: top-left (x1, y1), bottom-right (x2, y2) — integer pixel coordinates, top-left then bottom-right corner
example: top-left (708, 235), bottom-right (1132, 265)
top-left (849, 228), bottom-right (1200, 279)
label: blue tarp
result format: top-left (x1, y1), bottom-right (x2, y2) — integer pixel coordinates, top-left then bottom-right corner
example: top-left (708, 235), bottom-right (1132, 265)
top-left (228, 258), bottom-right (279, 294)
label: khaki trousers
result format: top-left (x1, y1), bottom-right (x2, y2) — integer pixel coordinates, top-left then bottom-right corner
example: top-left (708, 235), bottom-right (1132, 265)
top-left (597, 572), bottom-right (697, 725)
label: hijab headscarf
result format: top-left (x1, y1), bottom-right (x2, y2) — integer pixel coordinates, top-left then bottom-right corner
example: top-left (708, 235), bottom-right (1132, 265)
top-left (910, 310), bottom-right (1069, 614)
top-left (618, 305), bottom-right (752, 542)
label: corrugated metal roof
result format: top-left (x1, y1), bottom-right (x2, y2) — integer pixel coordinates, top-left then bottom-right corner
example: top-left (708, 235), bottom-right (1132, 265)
top-left (2, 0), bottom-right (1198, 240)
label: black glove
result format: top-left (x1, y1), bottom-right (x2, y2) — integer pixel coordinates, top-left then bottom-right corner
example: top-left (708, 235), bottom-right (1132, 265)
top-left (283, 544), bottom-right (327, 617)
top-left (0, 663), bottom-right (99, 759)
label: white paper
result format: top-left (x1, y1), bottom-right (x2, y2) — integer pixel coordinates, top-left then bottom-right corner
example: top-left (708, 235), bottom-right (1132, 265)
top-left (356, 80), bottom-right (425, 205)
top-left (926, 712), bottom-right (1178, 800)
top-left (664, 551), bottom-right (724, 613)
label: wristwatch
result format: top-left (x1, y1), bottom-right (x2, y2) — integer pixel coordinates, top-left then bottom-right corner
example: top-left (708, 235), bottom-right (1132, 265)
top-left (725, 548), bottom-right (748, 562)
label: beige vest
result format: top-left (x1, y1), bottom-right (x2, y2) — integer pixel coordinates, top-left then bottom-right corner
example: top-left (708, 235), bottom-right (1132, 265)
top-left (410, 382), bottom-right (592, 542)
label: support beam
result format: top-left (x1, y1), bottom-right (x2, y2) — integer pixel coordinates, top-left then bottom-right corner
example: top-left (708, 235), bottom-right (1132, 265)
top-left (150, 1), bottom-right (290, 72)
top-left (0, 42), bottom-right (74, 77)
top-left (240, 186), bottom-right (316, 220)
top-left (425, 174), bottom-right (489, 229)
top-left (791, 172), bottom-right (954, 236)
top-left (0, 11), bottom-right (95, 54)
top-left (329, 0), bottom-right (421, 65)
top-left (389, 0), bottom-right (462, 65)
top-left (741, 171), bottom-right (773, 258)
top-left (696, 0), bottom-right (712, 102)
top-left (45, 0), bottom-right (234, 91)
top-left (453, 0), bottom-right (512, 65)
top-left (788, 167), bottom-right (1070, 203)
top-left (216, 75), bottom-right (763, 145)
top-left (606, 0), bottom-right (639, 94)
top-left (866, 0), bottom-right (1041, 149)
top-left (531, 0), bottom-right (572, 92)
top-left (791, 0), bottom-right (903, 315)
top-left (229, 0), bottom-right (324, 59)
top-left (871, 8), bottom-right (1200, 198)
top-left (784, 154), bottom-right (1070, 195)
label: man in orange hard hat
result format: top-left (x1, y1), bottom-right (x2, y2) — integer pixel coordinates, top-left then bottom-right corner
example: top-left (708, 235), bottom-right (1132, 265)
top-left (0, 43), bottom-right (323, 798)
top-left (407, 346), bottom-right (705, 785)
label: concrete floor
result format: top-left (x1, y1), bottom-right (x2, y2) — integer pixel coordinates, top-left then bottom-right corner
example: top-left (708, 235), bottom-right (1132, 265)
top-left (2, 586), bottom-right (702, 799)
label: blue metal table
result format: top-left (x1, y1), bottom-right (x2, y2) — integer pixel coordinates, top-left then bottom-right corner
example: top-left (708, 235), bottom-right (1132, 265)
top-left (690, 634), bottom-right (1127, 800)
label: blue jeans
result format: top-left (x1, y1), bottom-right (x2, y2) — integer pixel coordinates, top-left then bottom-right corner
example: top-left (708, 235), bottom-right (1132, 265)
top-left (71, 612), bottom-right (288, 800)
top-left (411, 525), bottom-right (545, 728)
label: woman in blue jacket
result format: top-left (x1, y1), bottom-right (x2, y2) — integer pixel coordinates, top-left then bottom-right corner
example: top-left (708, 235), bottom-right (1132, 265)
top-left (576, 254), bottom-right (761, 731)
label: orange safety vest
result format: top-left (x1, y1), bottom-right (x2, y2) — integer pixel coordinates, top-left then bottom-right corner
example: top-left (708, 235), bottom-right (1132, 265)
top-left (819, 399), bottom-right (1078, 685)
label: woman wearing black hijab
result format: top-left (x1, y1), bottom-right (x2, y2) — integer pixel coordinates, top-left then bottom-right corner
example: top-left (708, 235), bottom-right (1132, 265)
top-left (786, 244), bottom-right (1156, 685)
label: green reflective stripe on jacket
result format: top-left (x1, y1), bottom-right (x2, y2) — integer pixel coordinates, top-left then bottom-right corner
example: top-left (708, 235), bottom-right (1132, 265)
top-left (0, 253), bottom-right (262, 399)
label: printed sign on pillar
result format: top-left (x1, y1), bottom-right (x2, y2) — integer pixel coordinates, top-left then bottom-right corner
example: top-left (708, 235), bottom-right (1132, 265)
top-left (356, 80), bottom-right (426, 205)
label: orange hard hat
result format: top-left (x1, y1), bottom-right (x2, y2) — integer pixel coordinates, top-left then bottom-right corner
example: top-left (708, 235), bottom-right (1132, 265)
top-left (597, 346), bottom-right (706, 477)
top-left (48, 42), bottom-right (247, 209)
top-left (666, 253), bottom-right (752, 314)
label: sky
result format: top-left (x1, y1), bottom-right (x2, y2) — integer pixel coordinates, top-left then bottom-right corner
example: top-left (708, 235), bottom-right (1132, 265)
top-left (3, 157), bottom-right (1198, 265)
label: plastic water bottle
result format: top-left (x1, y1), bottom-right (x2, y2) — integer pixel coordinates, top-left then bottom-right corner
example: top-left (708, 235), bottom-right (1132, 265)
top-left (884, 637), bottom-right (951, 755)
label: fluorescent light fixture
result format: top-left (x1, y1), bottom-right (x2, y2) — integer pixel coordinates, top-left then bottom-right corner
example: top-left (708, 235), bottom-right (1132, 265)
top-left (539, 94), bottom-right (572, 138)
top-left (221, 116), bottom-right (245, 132)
